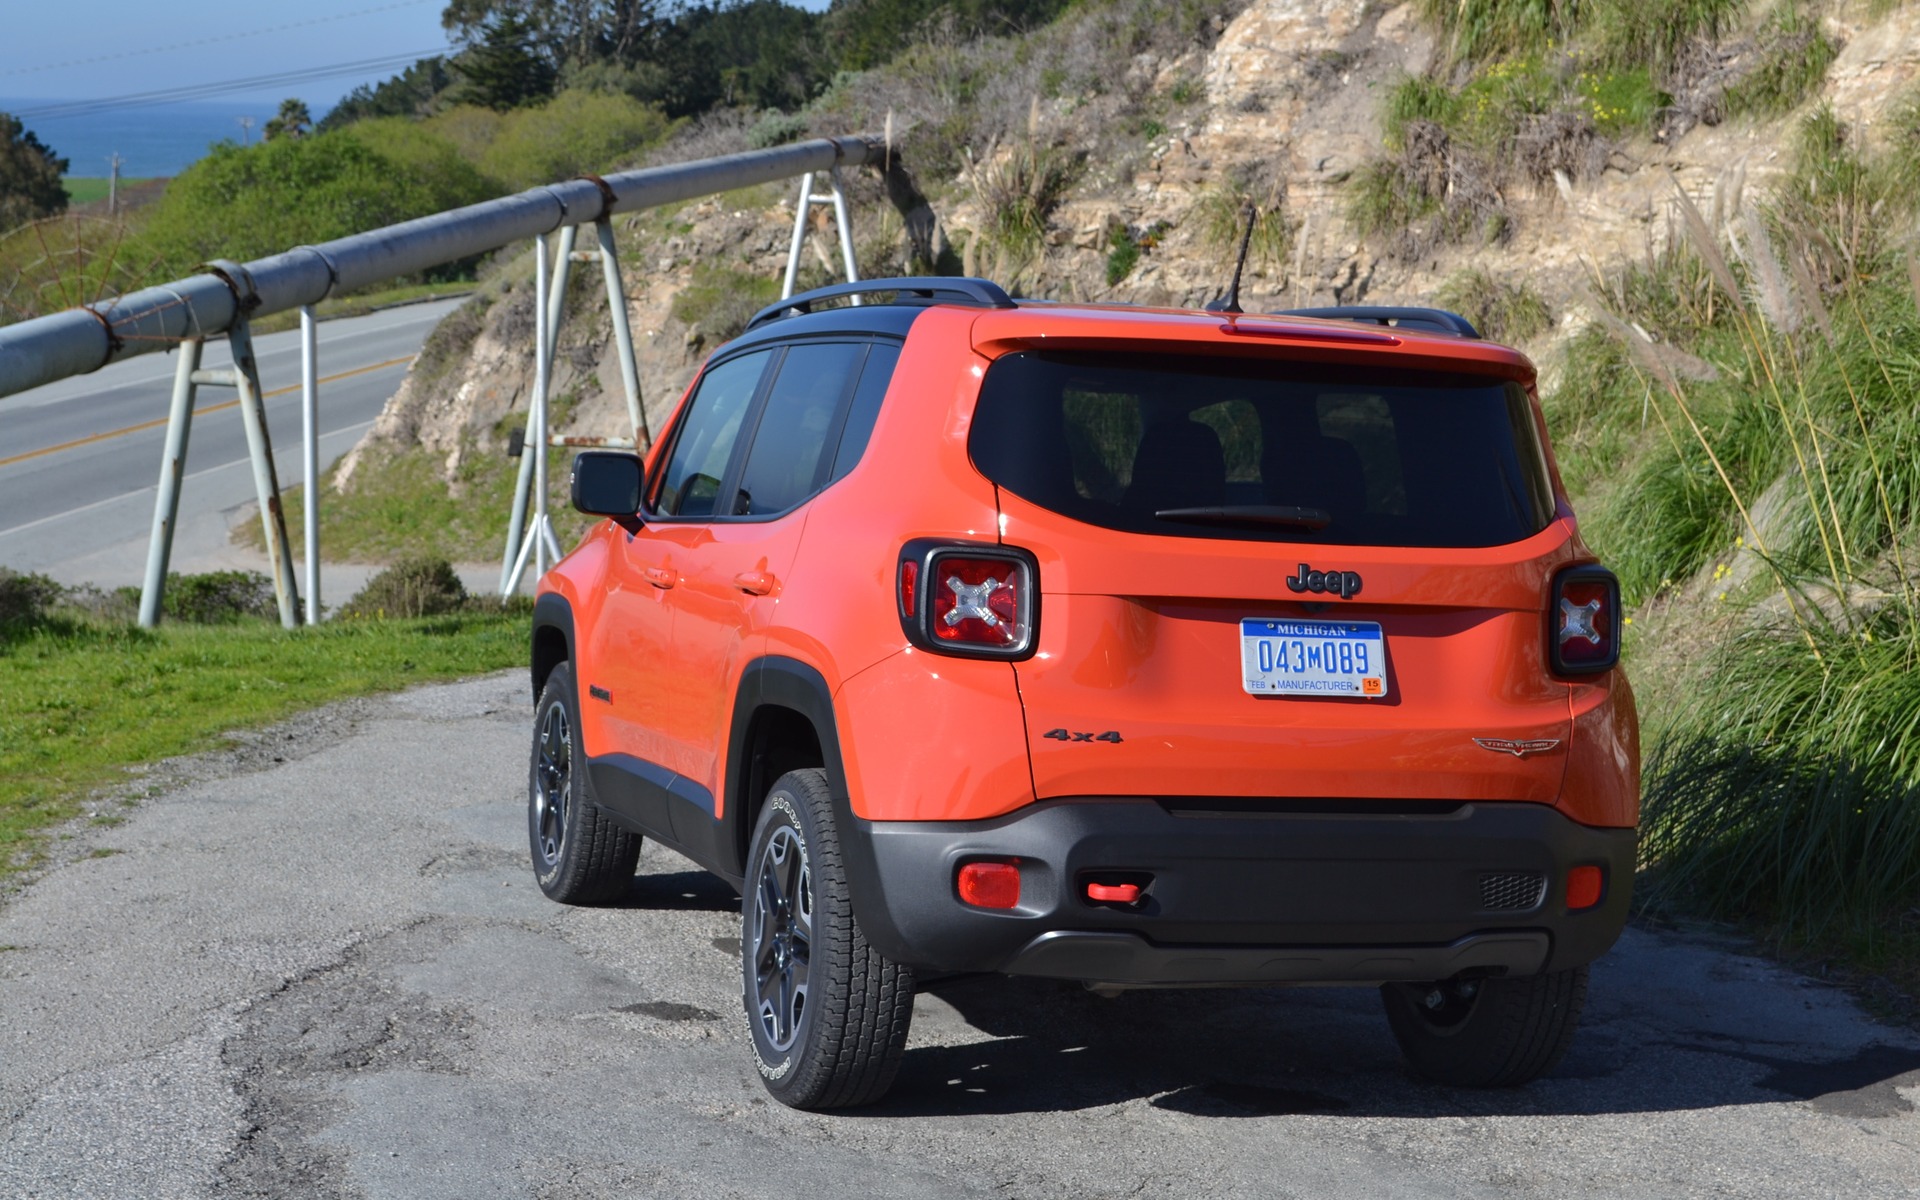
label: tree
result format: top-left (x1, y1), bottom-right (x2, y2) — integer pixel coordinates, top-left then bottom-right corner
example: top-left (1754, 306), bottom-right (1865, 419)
top-left (450, 11), bottom-right (559, 110)
top-left (0, 113), bottom-right (69, 231)
top-left (443, 1), bottom-right (663, 70)
top-left (263, 98), bottom-right (313, 141)
top-left (320, 57), bottom-right (455, 130)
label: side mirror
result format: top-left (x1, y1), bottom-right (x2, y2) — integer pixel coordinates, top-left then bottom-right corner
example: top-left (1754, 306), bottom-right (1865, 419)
top-left (571, 451), bottom-right (644, 534)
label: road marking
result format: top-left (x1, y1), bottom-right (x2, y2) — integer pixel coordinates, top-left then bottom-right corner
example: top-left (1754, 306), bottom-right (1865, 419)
top-left (0, 419), bottom-right (377, 541)
top-left (0, 355), bottom-right (414, 469)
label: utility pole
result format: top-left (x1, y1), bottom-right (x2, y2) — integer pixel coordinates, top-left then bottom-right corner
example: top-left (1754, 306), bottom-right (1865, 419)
top-left (106, 153), bottom-right (122, 217)
top-left (238, 115), bottom-right (255, 145)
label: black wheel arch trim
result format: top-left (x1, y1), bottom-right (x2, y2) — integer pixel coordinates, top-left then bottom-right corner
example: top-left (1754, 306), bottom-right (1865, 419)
top-left (724, 656), bottom-right (896, 942)
top-left (532, 592), bottom-right (576, 704)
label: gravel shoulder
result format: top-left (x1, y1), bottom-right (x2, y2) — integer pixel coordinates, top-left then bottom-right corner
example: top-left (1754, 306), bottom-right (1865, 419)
top-left (2, 672), bottom-right (1918, 1199)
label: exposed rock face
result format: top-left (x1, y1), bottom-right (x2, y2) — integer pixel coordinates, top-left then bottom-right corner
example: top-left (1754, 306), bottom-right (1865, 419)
top-left (339, 0), bottom-right (1920, 494)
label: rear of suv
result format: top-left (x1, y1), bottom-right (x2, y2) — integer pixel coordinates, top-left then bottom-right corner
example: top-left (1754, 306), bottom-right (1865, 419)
top-left (529, 278), bottom-right (1638, 1109)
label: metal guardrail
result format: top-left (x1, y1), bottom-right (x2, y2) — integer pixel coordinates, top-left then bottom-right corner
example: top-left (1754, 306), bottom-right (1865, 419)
top-left (0, 135), bottom-right (887, 626)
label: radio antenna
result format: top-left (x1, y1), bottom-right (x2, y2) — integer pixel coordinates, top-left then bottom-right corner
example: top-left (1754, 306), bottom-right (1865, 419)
top-left (1206, 202), bottom-right (1257, 314)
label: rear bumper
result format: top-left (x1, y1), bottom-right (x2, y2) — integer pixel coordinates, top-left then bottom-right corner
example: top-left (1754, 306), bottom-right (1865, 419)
top-left (841, 798), bottom-right (1634, 984)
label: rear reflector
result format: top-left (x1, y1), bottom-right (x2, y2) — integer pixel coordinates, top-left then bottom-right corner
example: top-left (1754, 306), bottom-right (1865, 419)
top-left (957, 861), bottom-right (1021, 909)
top-left (1566, 865), bottom-right (1604, 910)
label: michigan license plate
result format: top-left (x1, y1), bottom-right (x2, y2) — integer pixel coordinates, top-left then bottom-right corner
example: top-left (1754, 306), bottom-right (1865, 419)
top-left (1240, 618), bottom-right (1389, 698)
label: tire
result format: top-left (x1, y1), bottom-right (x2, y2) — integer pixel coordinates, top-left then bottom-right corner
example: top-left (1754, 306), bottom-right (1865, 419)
top-left (1380, 965), bottom-right (1589, 1087)
top-left (741, 768), bottom-right (915, 1109)
top-left (528, 661), bottom-right (641, 904)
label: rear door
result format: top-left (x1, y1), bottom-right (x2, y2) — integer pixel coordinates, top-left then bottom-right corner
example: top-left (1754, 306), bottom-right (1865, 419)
top-left (970, 350), bottom-right (1577, 803)
top-left (656, 340), bottom-right (890, 831)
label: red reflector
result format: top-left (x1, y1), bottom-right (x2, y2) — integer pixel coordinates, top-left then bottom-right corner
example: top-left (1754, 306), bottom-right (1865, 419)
top-left (899, 560), bottom-right (918, 617)
top-left (957, 861), bottom-right (1021, 909)
top-left (1566, 865), bottom-right (1604, 910)
top-left (1086, 881), bottom-right (1141, 904)
top-left (931, 556), bottom-right (1028, 648)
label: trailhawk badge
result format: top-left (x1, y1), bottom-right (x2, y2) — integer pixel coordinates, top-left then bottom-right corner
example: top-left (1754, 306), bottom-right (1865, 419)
top-left (1473, 737), bottom-right (1562, 758)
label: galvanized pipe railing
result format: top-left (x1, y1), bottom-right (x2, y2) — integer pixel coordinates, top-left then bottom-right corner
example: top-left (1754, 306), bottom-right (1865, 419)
top-left (0, 135), bottom-right (886, 398)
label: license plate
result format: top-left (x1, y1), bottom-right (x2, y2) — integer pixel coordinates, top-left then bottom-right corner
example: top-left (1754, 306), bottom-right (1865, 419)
top-left (1240, 618), bottom-right (1389, 698)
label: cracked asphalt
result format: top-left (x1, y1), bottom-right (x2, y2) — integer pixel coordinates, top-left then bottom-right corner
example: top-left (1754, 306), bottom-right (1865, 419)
top-left (2, 671), bottom-right (1918, 1198)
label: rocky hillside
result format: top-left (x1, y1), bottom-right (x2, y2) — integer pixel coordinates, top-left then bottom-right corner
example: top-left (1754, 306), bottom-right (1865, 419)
top-left (330, 0), bottom-right (1918, 522)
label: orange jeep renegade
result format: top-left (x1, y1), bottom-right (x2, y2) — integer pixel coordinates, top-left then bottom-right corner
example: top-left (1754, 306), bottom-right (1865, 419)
top-left (529, 277), bottom-right (1638, 1109)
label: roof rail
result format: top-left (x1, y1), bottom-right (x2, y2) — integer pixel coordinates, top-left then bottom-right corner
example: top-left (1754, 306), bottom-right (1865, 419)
top-left (1275, 306), bottom-right (1481, 338)
top-left (747, 276), bottom-right (1016, 330)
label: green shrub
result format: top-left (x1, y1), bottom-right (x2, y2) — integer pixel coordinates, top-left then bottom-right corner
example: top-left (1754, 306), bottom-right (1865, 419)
top-left (1104, 223), bottom-right (1140, 286)
top-left (156, 571), bottom-right (279, 624)
top-left (478, 90), bottom-right (674, 190)
top-left (340, 556), bottom-right (468, 620)
top-left (141, 132), bottom-right (495, 277)
top-left (1723, 8), bottom-right (1839, 120)
top-left (338, 117), bottom-right (503, 210)
top-left (1434, 268), bottom-right (1551, 344)
top-left (0, 569), bottom-right (62, 629)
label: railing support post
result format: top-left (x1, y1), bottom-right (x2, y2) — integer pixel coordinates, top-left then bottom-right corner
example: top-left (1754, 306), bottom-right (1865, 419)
top-left (228, 319), bottom-right (302, 629)
top-left (138, 339), bottom-right (204, 628)
top-left (782, 172), bottom-right (815, 301)
top-left (299, 304), bottom-right (320, 624)
top-left (501, 230), bottom-right (571, 598)
top-left (595, 218), bottom-right (649, 450)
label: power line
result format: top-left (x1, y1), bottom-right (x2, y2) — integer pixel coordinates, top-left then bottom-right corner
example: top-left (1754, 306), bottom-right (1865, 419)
top-left (1, 1), bottom-right (441, 77)
top-left (13, 51), bottom-right (452, 122)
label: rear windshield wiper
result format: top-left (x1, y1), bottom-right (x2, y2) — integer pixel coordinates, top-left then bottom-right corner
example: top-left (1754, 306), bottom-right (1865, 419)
top-left (1153, 505), bottom-right (1331, 531)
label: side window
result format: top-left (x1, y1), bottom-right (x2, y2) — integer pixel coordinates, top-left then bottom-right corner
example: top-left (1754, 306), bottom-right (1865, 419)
top-left (652, 350), bottom-right (770, 517)
top-left (733, 342), bottom-right (866, 516)
top-left (827, 342), bottom-right (902, 483)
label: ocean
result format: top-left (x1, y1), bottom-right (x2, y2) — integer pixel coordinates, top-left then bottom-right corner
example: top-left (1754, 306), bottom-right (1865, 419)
top-left (1, 97), bottom-right (284, 179)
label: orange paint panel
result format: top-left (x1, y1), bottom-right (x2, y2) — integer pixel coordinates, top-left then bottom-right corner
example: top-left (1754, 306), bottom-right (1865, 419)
top-left (1018, 596), bottom-right (1570, 801)
top-left (834, 649), bottom-right (1035, 821)
top-left (1561, 672), bottom-right (1641, 828)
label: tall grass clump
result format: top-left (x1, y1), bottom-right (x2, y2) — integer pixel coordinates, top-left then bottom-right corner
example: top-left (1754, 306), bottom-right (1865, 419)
top-left (1641, 617), bottom-right (1920, 936)
top-left (1592, 109), bottom-right (1920, 942)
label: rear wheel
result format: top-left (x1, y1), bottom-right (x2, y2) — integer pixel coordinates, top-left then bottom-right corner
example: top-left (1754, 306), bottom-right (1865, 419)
top-left (742, 768), bottom-right (915, 1109)
top-left (528, 662), bottom-right (641, 904)
top-left (1380, 965), bottom-right (1588, 1087)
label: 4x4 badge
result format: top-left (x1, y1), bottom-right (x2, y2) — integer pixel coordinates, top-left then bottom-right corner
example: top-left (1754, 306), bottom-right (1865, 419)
top-left (1286, 563), bottom-right (1363, 599)
top-left (1473, 737), bottom-right (1561, 758)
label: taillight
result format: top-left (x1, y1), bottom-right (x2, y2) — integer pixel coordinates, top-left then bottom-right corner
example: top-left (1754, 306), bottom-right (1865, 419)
top-left (897, 540), bottom-right (1039, 659)
top-left (1550, 564), bottom-right (1621, 674)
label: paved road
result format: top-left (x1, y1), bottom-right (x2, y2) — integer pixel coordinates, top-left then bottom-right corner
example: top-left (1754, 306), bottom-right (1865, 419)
top-left (2, 672), bottom-right (1918, 1199)
top-left (0, 298), bottom-right (470, 594)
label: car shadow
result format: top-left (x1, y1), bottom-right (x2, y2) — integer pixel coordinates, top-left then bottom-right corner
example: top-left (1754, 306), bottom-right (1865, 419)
top-left (861, 953), bottom-right (1920, 1120)
top-left (608, 867), bottom-right (741, 913)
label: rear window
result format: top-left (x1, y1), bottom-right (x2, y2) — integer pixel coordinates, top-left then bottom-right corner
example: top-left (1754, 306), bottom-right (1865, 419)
top-left (969, 352), bottom-right (1554, 548)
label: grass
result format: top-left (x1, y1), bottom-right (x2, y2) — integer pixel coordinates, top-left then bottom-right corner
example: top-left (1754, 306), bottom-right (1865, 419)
top-left (61, 177), bottom-right (157, 205)
top-left (0, 610), bottom-right (528, 878)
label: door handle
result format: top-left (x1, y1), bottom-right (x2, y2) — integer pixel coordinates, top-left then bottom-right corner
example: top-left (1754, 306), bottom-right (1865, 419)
top-left (733, 570), bottom-right (776, 596)
top-left (644, 566), bottom-right (677, 589)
